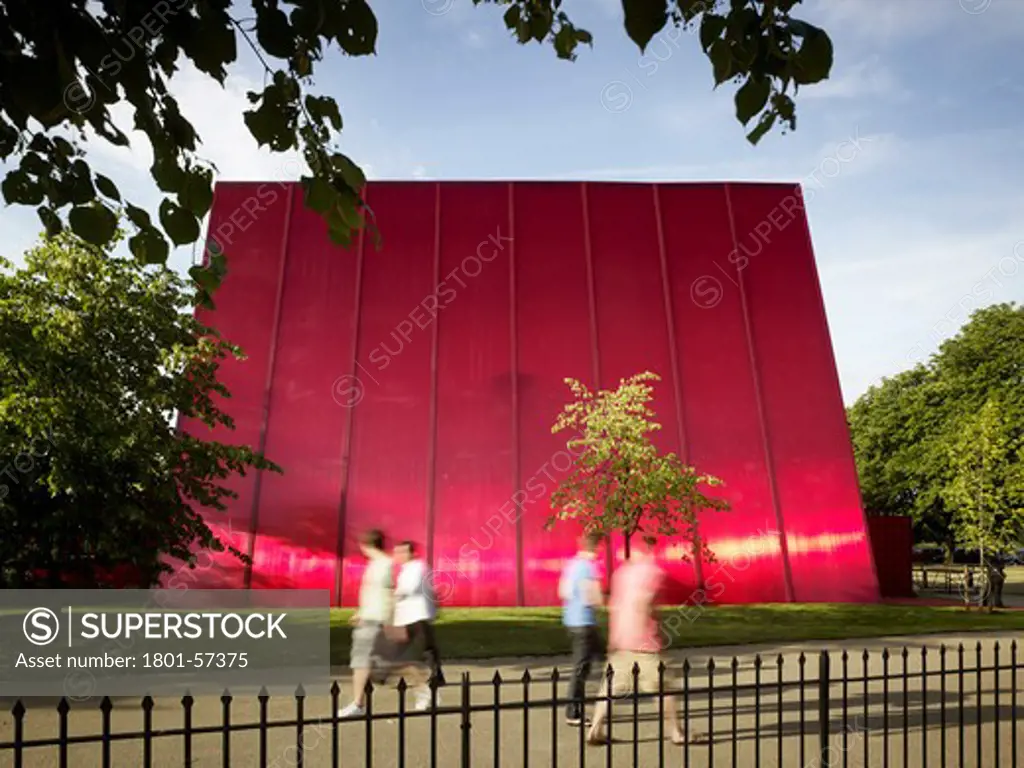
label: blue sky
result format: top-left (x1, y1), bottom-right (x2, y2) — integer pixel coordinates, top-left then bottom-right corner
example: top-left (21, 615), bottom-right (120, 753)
top-left (2, 0), bottom-right (1023, 403)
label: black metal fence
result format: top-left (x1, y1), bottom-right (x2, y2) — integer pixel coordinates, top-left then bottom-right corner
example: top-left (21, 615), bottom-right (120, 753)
top-left (2, 640), bottom-right (1020, 767)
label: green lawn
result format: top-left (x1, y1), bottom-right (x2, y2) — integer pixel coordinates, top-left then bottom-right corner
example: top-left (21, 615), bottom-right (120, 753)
top-left (329, 603), bottom-right (1024, 664)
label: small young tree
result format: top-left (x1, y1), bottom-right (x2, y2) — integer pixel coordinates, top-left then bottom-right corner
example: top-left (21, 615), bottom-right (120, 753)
top-left (947, 398), bottom-right (1024, 571)
top-left (0, 231), bottom-right (280, 588)
top-left (547, 371), bottom-right (728, 561)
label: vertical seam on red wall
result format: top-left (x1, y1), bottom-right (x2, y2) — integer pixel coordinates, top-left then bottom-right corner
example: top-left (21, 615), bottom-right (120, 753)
top-left (333, 192), bottom-right (369, 607)
top-left (508, 182), bottom-right (524, 606)
top-left (724, 183), bottom-right (796, 603)
top-left (652, 184), bottom-right (705, 591)
top-left (581, 183), bottom-right (602, 389)
top-left (425, 182), bottom-right (442, 572)
top-left (243, 183), bottom-right (295, 589)
top-left (581, 182), bottom-right (611, 579)
top-left (794, 185), bottom-right (882, 598)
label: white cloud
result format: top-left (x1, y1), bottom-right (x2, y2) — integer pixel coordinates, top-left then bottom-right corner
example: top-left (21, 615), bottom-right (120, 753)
top-left (801, 57), bottom-right (906, 102)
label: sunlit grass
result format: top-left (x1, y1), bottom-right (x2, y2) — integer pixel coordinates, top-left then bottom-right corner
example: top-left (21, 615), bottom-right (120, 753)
top-left (328, 602), bottom-right (1024, 663)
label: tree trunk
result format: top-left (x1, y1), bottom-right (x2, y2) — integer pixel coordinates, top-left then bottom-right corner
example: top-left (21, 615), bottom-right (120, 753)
top-left (942, 533), bottom-right (956, 565)
top-left (624, 531), bottom-right (631, 561)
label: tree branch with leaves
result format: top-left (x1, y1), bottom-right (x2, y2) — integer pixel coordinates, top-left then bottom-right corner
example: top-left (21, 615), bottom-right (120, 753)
top-left (0, 0), bottom-right (833, 304)
top-left (547, 371), bottom-right (729, 561)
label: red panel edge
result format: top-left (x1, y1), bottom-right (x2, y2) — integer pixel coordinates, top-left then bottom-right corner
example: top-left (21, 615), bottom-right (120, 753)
top-left (793, 185), bottom-right (883, 599)
top-left (425, 182), bottom-right (442, 571)
top-left (243, 184), bottom-right (295, 588)
top-left (724, 183), bottom-right (796, 603)
top-left (332, 200), bottom-right (369, 606)
top-left (508, 182), bottom-right (525, 607)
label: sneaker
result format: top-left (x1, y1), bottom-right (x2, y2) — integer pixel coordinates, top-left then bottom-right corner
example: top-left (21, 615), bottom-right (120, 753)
top-left (565, 715), bottom-right (592, 727)
top-left (337, 702), bottom-right (366, 718)
top-left (414, 689), bottom-right (441, 712)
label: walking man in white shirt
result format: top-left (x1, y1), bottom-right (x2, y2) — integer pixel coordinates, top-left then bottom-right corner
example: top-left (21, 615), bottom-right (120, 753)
top-left (393, 540), bottom-right (446, 709)
top-left (338, 529), bottom-right (393, 718)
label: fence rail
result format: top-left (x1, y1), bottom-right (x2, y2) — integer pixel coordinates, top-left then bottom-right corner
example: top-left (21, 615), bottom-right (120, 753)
top-left (2, 640), bottom-right (1020, 767)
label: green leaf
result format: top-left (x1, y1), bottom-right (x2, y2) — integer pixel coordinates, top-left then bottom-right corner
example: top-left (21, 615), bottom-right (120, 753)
top-left (68, 159), bottom-right (96, 205)
top-left (699, 13), bottom-right (727, 52)
top-left (735, 76), bottom-right (771, 125)
top-left (529, 9), bottom-right (553, 42)
top-left (20, 152), bottom-right (48, 176)
top-left (2, 170), bottom-right (44, 206)
top-left (179, 168), bottom-right (214, 219)
top-left (708, 40), bottom-right (734, 85)
top-left (189, 263), bottom-right (221, 292)
top-left (305, 95), bottom-right (342, 131)
top-left (746, 110), bottom-right (778, 145)
top-left (791, 21), bottom-right (833, 85)
top-left (125, 203), bottom-right (152, 229)
top-left (330, 153), bottom-right (366, 192)
top-left (334, 0), bottom-right (378, 56)
top-left (159, 199), bottom-right (200, 246)
top-left (152, 155), bottom-right (185, 193)
top-left (302, 176), bottom-right (334, 214)
top-left (68, 203), bottom-right (117, 245)
top-left (36, 206), bottom-right (63, 237)
top-left (256, 7), bottom-right (295, 59)
top-left (623, 0), bottom-right (668, 52)
top-left (94, 174), bottom-right (121, 202)
top-left (128, 228), bottom-right (170, 265)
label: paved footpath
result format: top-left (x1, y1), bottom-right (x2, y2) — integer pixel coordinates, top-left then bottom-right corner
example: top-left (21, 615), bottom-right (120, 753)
top-left (3, 631), bottom-right (1022, 767)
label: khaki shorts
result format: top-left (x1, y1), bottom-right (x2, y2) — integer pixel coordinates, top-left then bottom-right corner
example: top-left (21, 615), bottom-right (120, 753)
top-left (607, 651), bottom-right (664, 695)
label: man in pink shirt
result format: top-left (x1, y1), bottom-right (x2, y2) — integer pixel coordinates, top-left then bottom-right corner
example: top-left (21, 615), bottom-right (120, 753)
top-left (586, 534), bottom-right (693, 746)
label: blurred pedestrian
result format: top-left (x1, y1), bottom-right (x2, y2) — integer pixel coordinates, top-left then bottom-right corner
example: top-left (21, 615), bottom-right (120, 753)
top-left (559, 530), bottom-right (604, 726)
top-left (392, 540), bottom-right (446, 710)
top-left (338, 529), bottom-right (393, 718)
top-left (586, 535), bottom-right (699, 746)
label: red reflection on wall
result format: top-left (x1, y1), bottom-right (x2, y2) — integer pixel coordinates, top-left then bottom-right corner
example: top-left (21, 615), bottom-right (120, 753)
top-left (173, 180), bottom-right (880, 606)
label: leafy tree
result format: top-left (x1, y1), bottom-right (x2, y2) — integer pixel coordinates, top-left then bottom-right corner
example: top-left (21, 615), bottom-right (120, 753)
top-left (946, 398), bottom-right (1024, 566)
top-left (847, 366), bottom-right (956, 555)
top-left (548, 371), bottom-right (728, 561)
top-left (848, 303), bottom-right (1024, 561)
top-left (0, 0), bottom-right (833, 297)
top-left (0, 230), bottom-right (279, 588)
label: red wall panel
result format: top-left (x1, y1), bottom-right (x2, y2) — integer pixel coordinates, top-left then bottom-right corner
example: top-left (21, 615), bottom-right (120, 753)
top-left (430, 183), bottom-right (517, 606)
top-left (729, 184), bottom-right (878, 602)
top-left (173, 182), bottom-right (291, 589)
top-left (174, 180), bottom-right (881, 607)
top-left (338, 183), bottom-right (437, 605)
top-left (512, 183), bottom-right (597, 605)
top-left (244, 187), bottom-right (359, 601)
top-left (586, 183), bottom-right (698, 602)
top-left (659, 184), bottom-right (792, 604)
top-left (866, 516), bottom-right (914, 598)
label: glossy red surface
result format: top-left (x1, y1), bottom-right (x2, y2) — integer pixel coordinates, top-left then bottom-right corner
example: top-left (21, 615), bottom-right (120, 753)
top-left (174, 180), bottom-right (880, 606)
top-left (866, 516), bottom-right (914, 598)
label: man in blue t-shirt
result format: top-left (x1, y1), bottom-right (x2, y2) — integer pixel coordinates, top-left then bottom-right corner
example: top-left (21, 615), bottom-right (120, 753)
top-left (559, 531), bottom-right (604, 726)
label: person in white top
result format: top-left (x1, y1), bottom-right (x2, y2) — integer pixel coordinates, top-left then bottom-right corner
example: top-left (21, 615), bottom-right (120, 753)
top-left (338, 529), bottom-right (393, 718)
top-left (393, 540), bottom-right (445, 710)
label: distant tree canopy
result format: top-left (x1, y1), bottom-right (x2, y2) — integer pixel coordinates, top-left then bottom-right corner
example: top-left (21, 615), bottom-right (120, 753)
top-left (847, 303), bottom-right (1024, 562)
top-left (0, 0), bottom-right (833, 303)
top-left (0, 230), bottom-right (279, 588)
